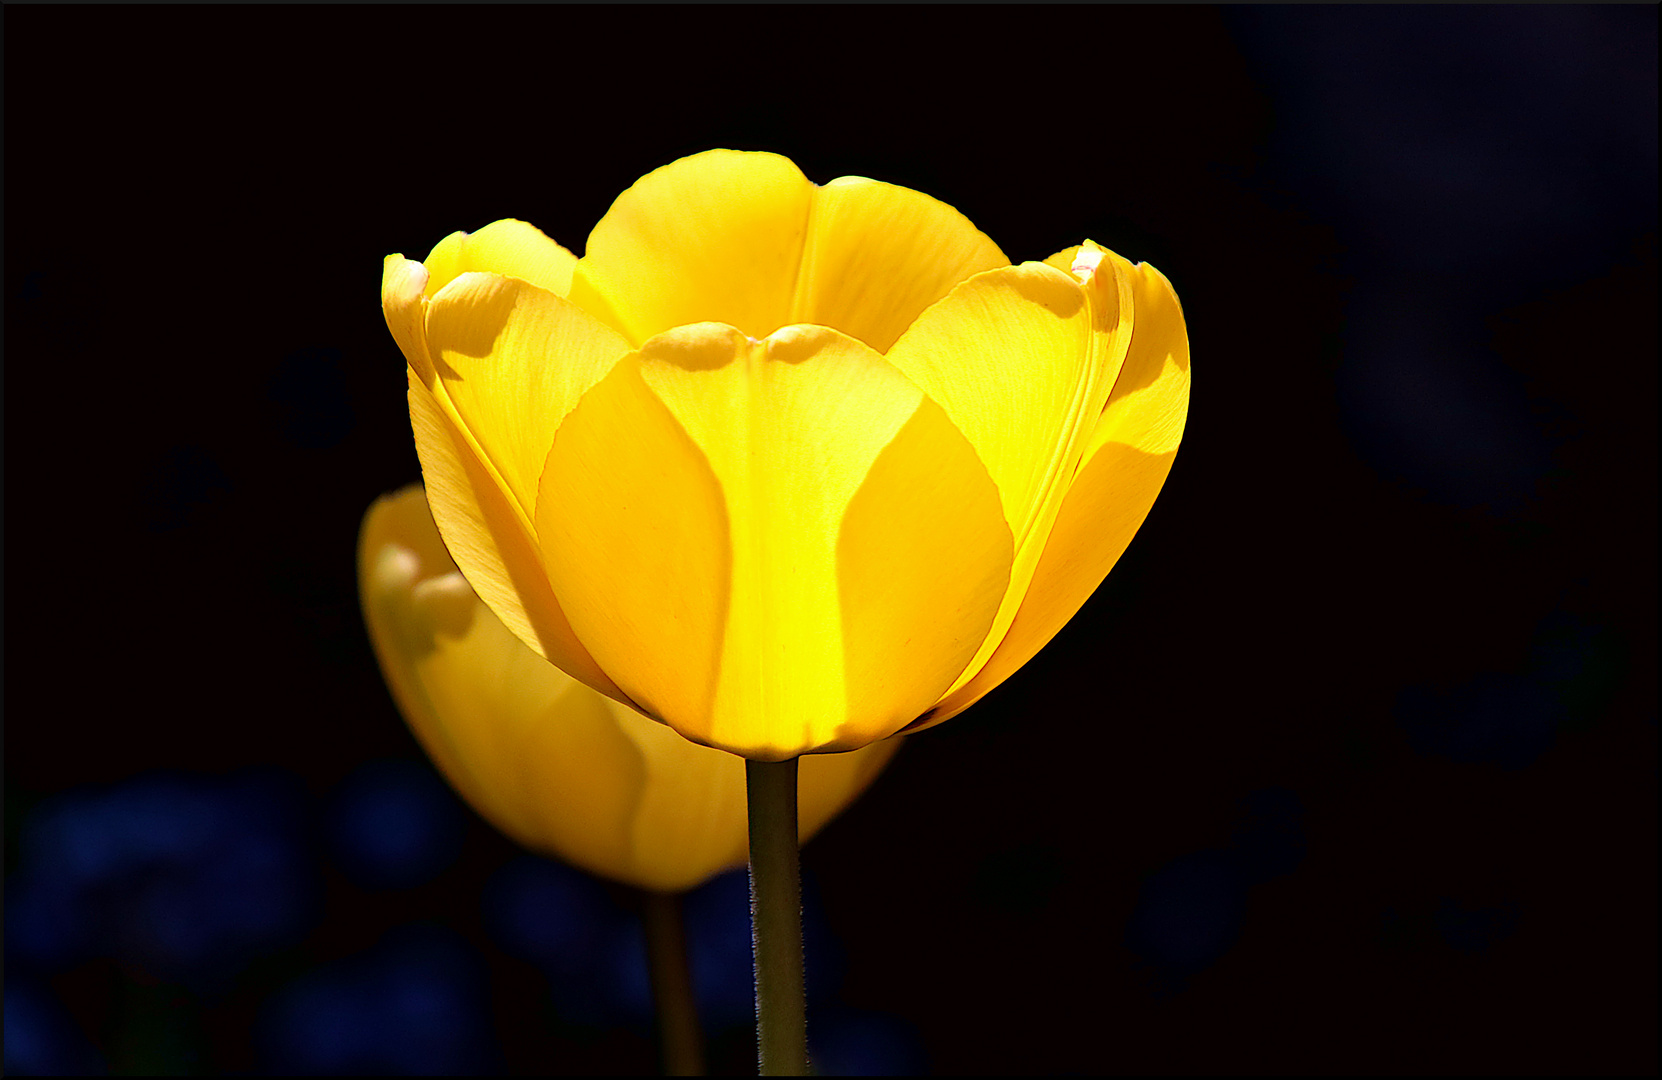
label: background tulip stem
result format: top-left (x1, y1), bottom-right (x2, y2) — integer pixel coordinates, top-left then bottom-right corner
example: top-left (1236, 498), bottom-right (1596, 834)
top-left (641, 888), bottom-right (706, 1076)
top-left (747, 756), bottom-right (808, 1075)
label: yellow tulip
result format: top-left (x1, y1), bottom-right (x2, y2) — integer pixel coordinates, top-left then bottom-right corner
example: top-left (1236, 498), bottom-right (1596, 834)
top-left (358, 484), bottom-right (898, 892)
top-left (381, 149), bottom-right (1189, 761)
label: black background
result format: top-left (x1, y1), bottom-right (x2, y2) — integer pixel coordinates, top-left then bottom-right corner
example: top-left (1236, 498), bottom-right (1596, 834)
top-left (6, 6), bottom-right (1656, 1075)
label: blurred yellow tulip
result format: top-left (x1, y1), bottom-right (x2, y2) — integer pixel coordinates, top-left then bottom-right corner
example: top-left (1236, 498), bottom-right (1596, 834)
top-left (358, 485), bottom-right (898, 892)
top-left (382, 149), bottom-right (1188, 760)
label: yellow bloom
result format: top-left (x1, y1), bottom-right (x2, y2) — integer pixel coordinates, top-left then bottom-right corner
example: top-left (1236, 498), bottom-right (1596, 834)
top-left (358, 484), bottom-right (898, 892)
top-left (382, 149), bottom-right (1189, 760)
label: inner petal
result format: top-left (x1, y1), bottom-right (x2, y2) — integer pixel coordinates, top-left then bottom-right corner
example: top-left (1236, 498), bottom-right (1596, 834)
top-left (793, 175), bottom-right (1008, 352)
top-left (422, 219), bottom-right (578, 299)
top-left (566, 150), bottom-right (1006, 351)
top-left (566, 151), bottom-right (816, 346)
top-left (536, 320), bottom-right (1010, 757)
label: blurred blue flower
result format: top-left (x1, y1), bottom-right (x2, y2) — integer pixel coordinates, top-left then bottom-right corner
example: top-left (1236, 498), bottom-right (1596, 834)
top-left (1394, 610), bottom-right (1625, 768)
top-left (258, 923), bottom-right (497, 1075)
top-left (3, 977), bottom-right (107, 1076)
top-left (1396, 673), bottom-right (1562, 769)
top-left (680, 867), bottom-right (844, 1031)
top-left (683, 869), bottom-right (765, 1030)
top-left (1232, 7), bottom-right (1654, 517)
top-left (1127, 788), bottom-right (1306, 993)
top-left (1125, 850), bottom-right (1247, 992)
top-left (809, 1006), bottom-right (929, 1076)
top-left (6, 769), bottom-right (317, 991)
top-left (482, 855), bottom-right (637, 1027)
top-left (482, 858), bottom-right (844, 1037)
top-left (323, 758), bottom-right (467, 891)
top-left (1334, 298), bottom-right (1556, 513)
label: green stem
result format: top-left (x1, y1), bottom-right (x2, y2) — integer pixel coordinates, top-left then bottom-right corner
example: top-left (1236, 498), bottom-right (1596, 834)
top-left (747, 756), bottom-right (807, 1075)
top-left (641, 888), bottom-right (705, 1076)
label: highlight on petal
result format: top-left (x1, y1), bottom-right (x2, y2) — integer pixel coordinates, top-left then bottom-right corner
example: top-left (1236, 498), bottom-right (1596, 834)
top-left (567, 150), bottom-right (816, 346)
top-left (795, 175), bottom-right (1007, 353)
top-left (421, 219), bottom-right (578, 300)
top-left (536, 322), bottom-right (1012, 758)
top-left (409, 373), bottom-right (628, 702)
top-left (885, 260), bottom-right (1117, 693)
top-left (917, 258), bottom-right (1190, 728)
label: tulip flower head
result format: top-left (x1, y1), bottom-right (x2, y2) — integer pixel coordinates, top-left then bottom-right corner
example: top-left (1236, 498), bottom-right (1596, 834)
top-left (382, 150), bottom-right (1188, 761)
top-left (359, 485), bottom-right (898, 892)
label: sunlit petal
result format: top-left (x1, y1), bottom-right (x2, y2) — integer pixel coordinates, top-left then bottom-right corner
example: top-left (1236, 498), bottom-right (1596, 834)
top-left (797, 175), bottom-right (1007, 352)
top-left (537, 322), bottom-right (1009, 757)
top-left (382, 254), bottom-right (435, 385)
top-left (422, 218), bottom-right (578, 299)
top-left (424, 271), bottom-right (630, 517)
top-left (886, 260), bottom-right (1118, 692)
top-left (567, 150), bottom-right (815, 345)
top-left (915, 259), bottom-right (1189, 727)
top-left (409, 374), bottom-right (627, 700)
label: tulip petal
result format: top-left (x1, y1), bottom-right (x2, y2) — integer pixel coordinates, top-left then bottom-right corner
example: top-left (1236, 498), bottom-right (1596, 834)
top-left (358, 487), bottom-right (650, 881)
top-left (363, 487), bottom-right (902, 893)
top-left (615, 714), bottom-right (750, 889)
top-left (796, 175), bottom-right (1007, 352)
top-left (796, 738), bottom-right (902, 841)
top-left (382, 255), bottom-right (435, 385)
top-left (409, 373), bottom-right (628, 701)
top-left (424, 271), bottom-right (631, 518)
top-left (536, 322), bottom-right (1010, 758)
top-left (619, 723), bottom-right (902, 890)
top-left (885, 260), bottom-right (1121, 691)
top-left (834, 389), bottom-right (1013, 748)
top-left (915, 259), bottom-right (1190, 727)
top-left (421, 218), bottom-right (578, 299)
top-left (567, 150), bottom-right (816, 345)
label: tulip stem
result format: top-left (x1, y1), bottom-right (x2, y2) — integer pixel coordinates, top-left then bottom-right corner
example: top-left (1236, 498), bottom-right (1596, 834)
top-left (642, 889), bottom-right (706, 1076)
top-left (747, 756), bottom-right (808, 1075)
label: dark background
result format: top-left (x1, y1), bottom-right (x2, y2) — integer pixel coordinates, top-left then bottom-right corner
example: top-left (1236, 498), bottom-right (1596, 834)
top-left (5, 6), bottom-right (1655, 1075)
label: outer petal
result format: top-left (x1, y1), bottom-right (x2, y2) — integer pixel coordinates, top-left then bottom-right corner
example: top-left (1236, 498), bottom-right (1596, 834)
top-left (619, 707), bottom-right (902, 890)
top-left (421, 218), bottom-right (578, 299)
top-left (567, 150), bottom-right (816, 345)
top-left (794, 175), bottom-right (1008, 352)
top-left (535, 322), bottom-right (1011, 758)
top-left (409, 372), bottom-right (627, 701)
top-left (885, 258), bottom-right (1124, 693)
top-left (360, 486), bottom-right (902, 892)
top-left (916, 259), bottom-right (1190, 727)
top-left (382, 255), bottom-right (435, 385)
top-left (358, 486), bottom-right (647, 882)
top-left (423, 271), bottom-right (631, 517)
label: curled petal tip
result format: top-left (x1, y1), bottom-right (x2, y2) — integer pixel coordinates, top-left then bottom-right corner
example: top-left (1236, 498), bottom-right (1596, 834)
top-left (382, 254), bottom-right (430, 304)
top-left (1070, 242), bottom-right (1105, 285)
